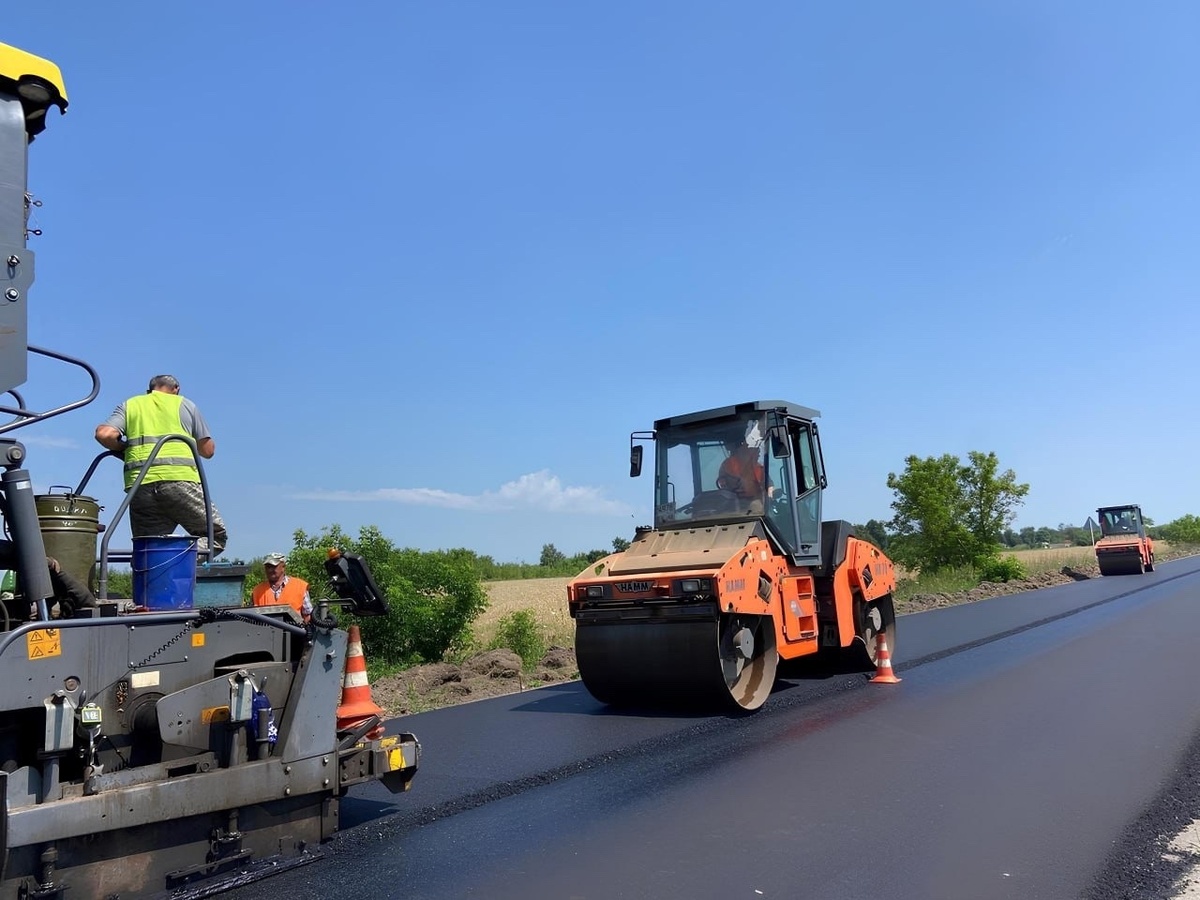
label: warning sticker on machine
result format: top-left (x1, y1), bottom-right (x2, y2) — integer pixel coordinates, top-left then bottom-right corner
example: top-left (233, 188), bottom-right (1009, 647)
top-left (130, 671), bottom-right (160, 688)
top-left (26, 628), bottom-right (61, 660)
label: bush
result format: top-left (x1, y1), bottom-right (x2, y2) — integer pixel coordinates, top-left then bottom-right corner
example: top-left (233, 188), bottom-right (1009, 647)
top-left (103, 568), bottom-right (133, 599)
top-left (488, 609), bottom-right (546, 669)
top-left (1159, 514), bottom-right (1200, 545)
top-left (287, 524), bottom-right (489, 668)
top-left (976, 554), bottom-right (1025, 584)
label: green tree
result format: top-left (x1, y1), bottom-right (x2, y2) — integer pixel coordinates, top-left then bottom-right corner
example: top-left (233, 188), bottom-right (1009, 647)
top-left (287, 524), bottom-right (488, 667)
top-left (1159, 514), bottom-right (1200, 544)
top-left (886, 451), bottom-right (1029, 571)
top-left (959, 451), bottom-right (1031, 554)
top-left (539, 543), bottom-right (565, 567)
top-left (612, 536), bottom-right (631, 553)
top-left (886, 454), bottom-right (974, 570)
top-left (1057, 525), bottom-right (1092, 547)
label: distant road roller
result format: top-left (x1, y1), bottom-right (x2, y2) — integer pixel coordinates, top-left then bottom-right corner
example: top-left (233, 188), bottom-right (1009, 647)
top-left (567, 400), bottom-right (897, 712)
top-left (1094, 504), bottom-right (1155, 575)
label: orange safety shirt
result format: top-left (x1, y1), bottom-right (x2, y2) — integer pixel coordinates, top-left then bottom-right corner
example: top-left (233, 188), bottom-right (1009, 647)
top-left (252, 576), bottom-right (310, 616)
top-left (718, 450), bottom-right (765, 498)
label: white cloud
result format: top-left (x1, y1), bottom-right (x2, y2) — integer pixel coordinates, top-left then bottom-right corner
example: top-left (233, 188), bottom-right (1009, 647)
top-left (290, 469), bottom-right (633, 516)
top-left (17, 435), bottom-right (79, 450)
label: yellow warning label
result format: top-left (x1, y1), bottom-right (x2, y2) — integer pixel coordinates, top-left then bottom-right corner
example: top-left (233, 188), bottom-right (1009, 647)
top-left (201, 706), bottom-right (231, 724)
top-left (387, 748), bottom-right (406, 771)
top-left (26, 628), bottom-right (61, 660)
top-left (191, 632), bottom-right (206, 647)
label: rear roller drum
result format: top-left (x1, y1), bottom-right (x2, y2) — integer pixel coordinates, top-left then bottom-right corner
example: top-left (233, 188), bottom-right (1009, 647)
top-left (842, 594), bottom-right (897, 674)
top-left (575, 613), bottom-right (778, 712)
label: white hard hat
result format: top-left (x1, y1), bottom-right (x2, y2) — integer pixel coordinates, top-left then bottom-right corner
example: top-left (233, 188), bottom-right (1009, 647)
top-left (744, 420), bottom-right (763, 449)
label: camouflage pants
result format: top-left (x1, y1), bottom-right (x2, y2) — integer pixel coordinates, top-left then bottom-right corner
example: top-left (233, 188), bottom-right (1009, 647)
top-left (129, 480), bottom-right (228, 555)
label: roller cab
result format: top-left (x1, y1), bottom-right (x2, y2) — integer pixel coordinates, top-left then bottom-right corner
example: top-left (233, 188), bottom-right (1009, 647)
top-left (568, 401), bottom-right (898, 712)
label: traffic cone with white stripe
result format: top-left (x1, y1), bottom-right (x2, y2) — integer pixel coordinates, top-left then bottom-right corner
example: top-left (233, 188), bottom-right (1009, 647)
top-left (337, 624), bottom-right (385, 739)
top-left (869, 631), bottom-right (901, 684)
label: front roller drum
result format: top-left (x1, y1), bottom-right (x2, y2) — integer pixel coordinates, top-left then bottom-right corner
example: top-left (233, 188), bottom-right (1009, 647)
top-left (1097, 552), bottom-right (1145, 576)
top-left (575, 613), bottom-right (778, 712)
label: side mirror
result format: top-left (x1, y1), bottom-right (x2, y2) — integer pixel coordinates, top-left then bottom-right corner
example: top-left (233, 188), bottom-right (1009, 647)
top-left (770, 426), bottom-right (790, 458)
top-left (630, 444), bottom-right (644, 478)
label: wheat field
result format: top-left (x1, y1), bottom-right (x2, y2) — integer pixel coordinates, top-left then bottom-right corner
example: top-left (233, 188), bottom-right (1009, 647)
top-left (478, 577), bottom-right (575, 647)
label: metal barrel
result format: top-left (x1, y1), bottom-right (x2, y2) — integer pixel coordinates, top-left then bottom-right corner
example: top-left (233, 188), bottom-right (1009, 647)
top-left (35, 489), bottom-right (102, 591)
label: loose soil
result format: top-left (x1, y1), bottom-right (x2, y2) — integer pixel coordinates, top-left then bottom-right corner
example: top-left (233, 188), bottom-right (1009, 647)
top-left (368, 548), bottom-right (1194, 717)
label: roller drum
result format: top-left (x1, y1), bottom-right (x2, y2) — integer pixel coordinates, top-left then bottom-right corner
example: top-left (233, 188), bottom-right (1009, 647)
top-left (1096, 551), bottom-right (1145, 576)
top-left (576, 614), bottom-right (777, 712)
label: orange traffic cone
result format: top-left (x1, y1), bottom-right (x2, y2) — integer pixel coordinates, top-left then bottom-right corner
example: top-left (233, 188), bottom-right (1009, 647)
top-left (337, 624), bottom-right (385, 739)
top-left (869, 632), bottom-right (901, 684)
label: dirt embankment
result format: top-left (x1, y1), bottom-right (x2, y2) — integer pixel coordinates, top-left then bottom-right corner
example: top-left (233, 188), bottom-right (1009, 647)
top-left (370, 646), bottom-right (578, 716)
top-left (368, 550), bottom-right (1193, 717)
top-left (895, 563), bottom-right (1104, 613)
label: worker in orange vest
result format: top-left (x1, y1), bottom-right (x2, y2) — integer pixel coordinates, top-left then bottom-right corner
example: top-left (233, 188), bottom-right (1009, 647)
top-left (718, 419), bottom-right (770, 496)
top-left (717, 442), bottom-right (766, 500)
top-left (251, 552), bottom-right (312, 623)
top-left (716, 419), bottom-right (778, 515)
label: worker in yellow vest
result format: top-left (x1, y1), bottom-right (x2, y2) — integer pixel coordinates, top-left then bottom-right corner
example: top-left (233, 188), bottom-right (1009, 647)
top-left (251, 552), bottom-right (312, 622)
top-left (94, 374), bottom-right (228, 554)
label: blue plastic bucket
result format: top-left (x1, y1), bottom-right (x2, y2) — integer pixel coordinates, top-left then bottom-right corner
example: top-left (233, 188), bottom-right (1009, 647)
top-left (132, 536), bottom-right (198, 610)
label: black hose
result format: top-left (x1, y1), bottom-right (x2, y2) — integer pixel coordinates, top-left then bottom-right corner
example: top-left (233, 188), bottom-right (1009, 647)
top-left (309, 610), bottom-right (339, 632)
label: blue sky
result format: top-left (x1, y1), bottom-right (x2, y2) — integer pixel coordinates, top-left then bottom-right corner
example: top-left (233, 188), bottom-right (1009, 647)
top-left (6, 2), bottom-right (1197, 563)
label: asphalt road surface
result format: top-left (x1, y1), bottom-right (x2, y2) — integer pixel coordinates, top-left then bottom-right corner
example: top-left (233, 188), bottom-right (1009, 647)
top-left (224, 555), bottom-right (1200, 900)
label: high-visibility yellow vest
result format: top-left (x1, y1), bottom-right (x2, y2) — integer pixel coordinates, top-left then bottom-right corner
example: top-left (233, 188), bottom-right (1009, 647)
top-left (123, 392), bottom-right (200, 489)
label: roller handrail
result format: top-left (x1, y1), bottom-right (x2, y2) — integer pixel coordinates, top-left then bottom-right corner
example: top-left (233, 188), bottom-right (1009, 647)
top-left (72, 449), bottom-right (119, 496)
